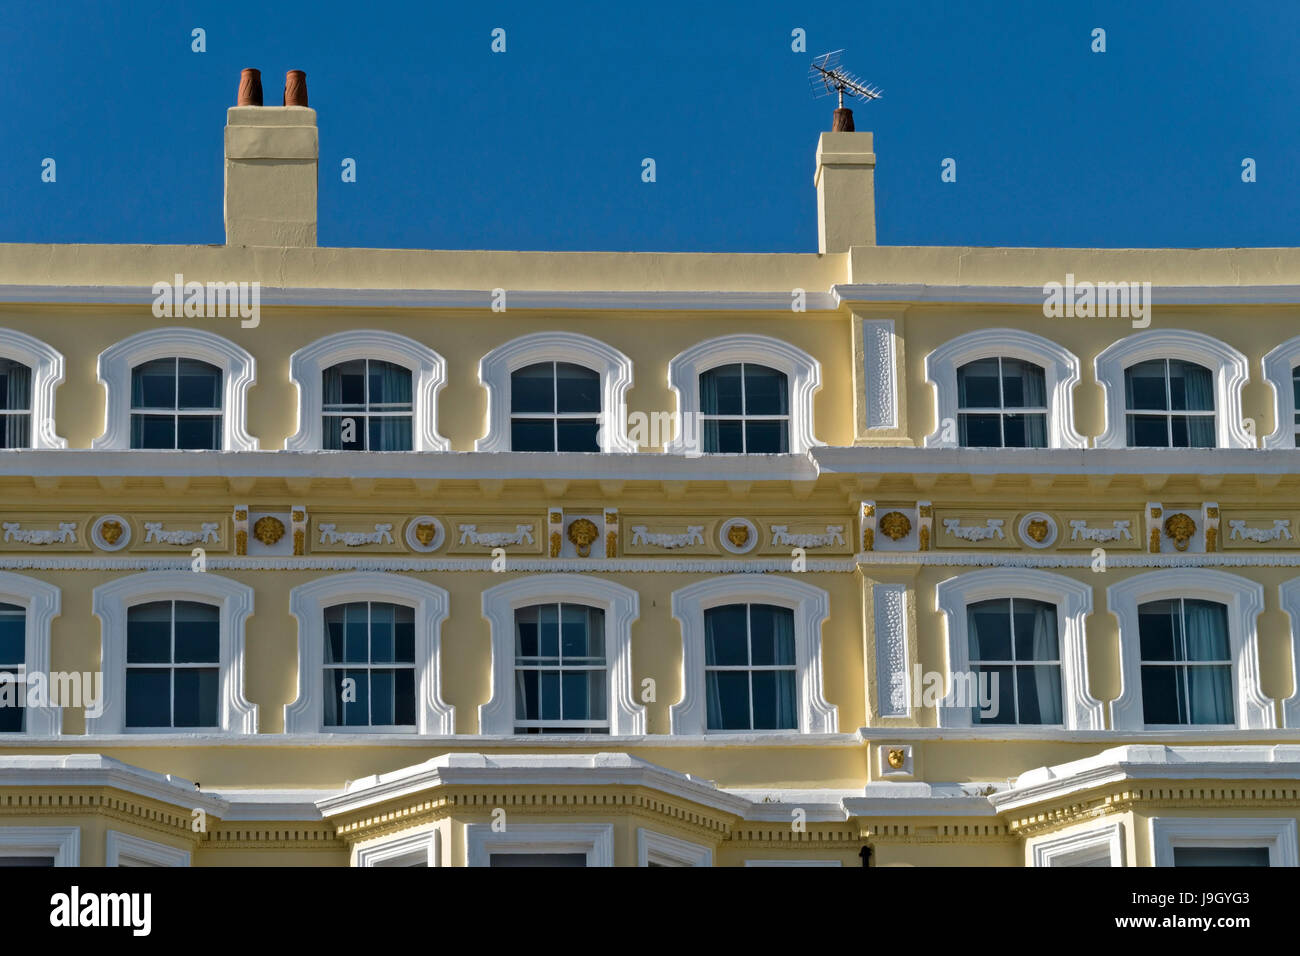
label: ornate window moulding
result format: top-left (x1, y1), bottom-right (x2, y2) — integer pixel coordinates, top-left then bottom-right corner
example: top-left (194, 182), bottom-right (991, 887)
top-left (669, 575), bottom-right (836, 735)
top-left (1031, 821), bottom-right (1124, 867)
top-left (666, 334), bottom-right (823, 455)
top-left (88, 570), bottom-right (257, 735)
top-left (479, 574), bottom-right (643, 735)
top-left (476, 331), bottom-right (635, 453)
top-left (1107, 568), bottom-right (1271, 731)
top-left (935, 567), bottom-right (1102, 730)
top-left (355, 828), bottom-right (441, 867)
top-left (91, 328), bottom-right (257, 451)
top-left (1262, 334), bottom-right (1300, 449)
top-left (1278, 576), bottom-right (1300, 730)
top-left (466, 823), bottom-right (614, 867)
top-left (105, 830), bottom-right (190, 867)
top-left (637, 828), bottom-right (712, 867)
top-left (923, 328), bottom-right (1086, 449)
top-left (284, 572), bottom-right (453, 735)
top-left (0, 826), bottom-right (79, 866)
top-left (0, 328), bottom-right (67, 449)
top-left (1094, 329), bottom-right (1253, 450)
top-left (286, 330), bottom-right (449, 452)
top-left (0, 570), bottom-right (62, 735)
top-left (1150, 817), bottom-right (1297, 867)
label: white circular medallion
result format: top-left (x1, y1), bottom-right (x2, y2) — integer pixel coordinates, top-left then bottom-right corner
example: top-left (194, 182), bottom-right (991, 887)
top-left (718, 517), bottom-right (759, 555)
top-left (405, 516), bottom-right (445, 553)
top-left (91, 514), bottom-right (131, 552)
top-left (1018, 512), bottom-right (1058, 549)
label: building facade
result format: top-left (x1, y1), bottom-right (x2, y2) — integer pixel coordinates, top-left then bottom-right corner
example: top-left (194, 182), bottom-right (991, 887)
top-left (1, 81), bottom-right (1300, 866)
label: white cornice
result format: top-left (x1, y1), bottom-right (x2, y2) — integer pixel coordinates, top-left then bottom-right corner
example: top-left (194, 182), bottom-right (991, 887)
top-left (0, 754), bottom-right (229, 814)
top-left (833, 283), bottom-right (1300, 305)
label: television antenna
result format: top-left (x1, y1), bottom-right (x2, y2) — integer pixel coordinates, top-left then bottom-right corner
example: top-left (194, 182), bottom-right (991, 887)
top-left (809, 50), bottom-right (881, 130)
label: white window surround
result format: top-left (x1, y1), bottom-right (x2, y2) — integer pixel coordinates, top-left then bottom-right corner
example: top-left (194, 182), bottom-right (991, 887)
top-left (285, 329), bottom-right (449, 452)
top-left (479, 574), bottom-right (643, 735)
top-left (1151, 817), bottom-right (1298, 867)
top-left (935, 568), bottom-right (1103, 730)
top-left (923, 328), bottom-right (1086, 449)
top-left (667, 334), bottom-right (823, 454)
top-left (284, 572), bottom-right (453, 735)
top-left (669, 575), bottom-right (836, 735)
top-left (1261, 334), bottom-right (1300, 449)
top-left (91, 327), bottom-right (258, 451)
top-left (0, 328), bottom-right (67, 449)
top-left (1093, 329), bottom-right (1253, 449)
top-left (466, 822), bottom-right (614, 867)
top-left (88, 570), bottom-right (257, 735)
top-left (105, 830), bottom-right (191, 866)
top-left (637, 828), bottom-right (713, 867)
top-left (476, 331), bottom-right (635, 452)
top-left (0, 571), bottom-right (62, 736)
top-left (0, 825), bottom-right (79, 865)
top-left (1108, 569), bottom-right (1271, 731)
top-left (1031, 821), bottom-right (1124, 867)
top-left (355, 828), bottom-right (441, 867)
top-left (1278, 576), bottom-right (1300, 729)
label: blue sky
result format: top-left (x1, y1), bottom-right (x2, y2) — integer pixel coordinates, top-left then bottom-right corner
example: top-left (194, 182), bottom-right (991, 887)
top-left (1, 0), bottom-right (1295, 252)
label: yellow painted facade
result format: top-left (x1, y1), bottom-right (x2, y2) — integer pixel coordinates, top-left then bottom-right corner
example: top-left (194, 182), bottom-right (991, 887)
top-left (2, 100), bottom-right (1300, 868)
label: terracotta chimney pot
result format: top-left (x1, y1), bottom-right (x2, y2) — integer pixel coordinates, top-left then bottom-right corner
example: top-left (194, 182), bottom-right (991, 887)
top-left (237, 68), bottom-right (263, 106)
top-left (284, 70), bottom-right (308, 107)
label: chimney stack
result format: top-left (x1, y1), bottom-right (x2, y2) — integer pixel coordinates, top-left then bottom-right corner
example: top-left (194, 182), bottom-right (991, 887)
top-left (224, 68), bottom-right (318, 247)
top-left (813, 126), bottom-right (876, 253)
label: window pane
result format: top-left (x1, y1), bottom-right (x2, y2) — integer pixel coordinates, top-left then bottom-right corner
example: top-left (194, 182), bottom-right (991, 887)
top-left (707, 671), bottom-right (750, 730)
top-left (1127, 414), bottom-right (1169, 447)
top-left (323, 415), bottom-right (364, 450)
top-left (967, 599), bottom-right (1012, 661)
top-left (1016, 665), bottom-right (1063, 724)
top-left (957, 358), bottom-right (1001, 408)
top-left (515, 606), bottom-right (539, 658)
top-left (323, 359), bottom-right (367, 408)
top-left (516, 669), bottom-right (539, 720)
top-left (176, 415), bottom-right (221, 450)
top-left (127, 602), bottom-right (172, 664)
top-left (511, 418), bottom-right (555, 451)
top-left (538, 604), bottom-right (560, 660)
top-left (394, 669), bottom-right (415, 725)
top-left (1169, 360), bottom-right (1213, 411)
top-left (324, 605), bottom-right (345, 663)
top-left (370, 603), bottom-right (395, 663)
top-left (1184, 415), bottom-right (1216, 448)
top-left (750, 605), bottom-right (794, 666)
top-left (368, 415), bottom-right (412, 451)
top-left (1187, 664), bottom-right (1233, 724)
top-left (959, 413), bottom-right (1002, 448)
top-left (173, 601), bottom-right (218, 663)
top-left (0, 604), bottom-right (25, 665)
top-left (1001, 359), bottom-right (1045, 408)
top-left (705, 605), bottom-right (749, 665)
top-left (344, 603), bottom-right (368, 663)
top-left (751, 670), bottom-right (797, 729)
top-left (131, 414), bottom-right (176, 449)
top-left (555, 418), bottom-right (600, 452)
top-left (511, 363), bottom-right (554, 414)
top-left (490, 853), bottom-right (586, 867)
top-left (132, 359), bottom-right (176, 409)
top-left (971, 664), bottom-right (1014, 724)
top-left (561, 670), bottom-right (598, 720)
top-left (369, 360), bottom-right (412, 405)
top-left (1126, 360), bottom-right (1169, 410)
top-left (1140, 666), bottom-right (1182, 724)
top-left (176, 359), bottom-right (221, 409)
top-left (173, 668), bottom-right (218, 727)
top-left (700, 364), bottom-right (743, 416)
top-left (1012, 599), bottom-right (1058, 660)
top-left (1173, 846), bottom-right (1270, 867)
top-left (1138, 600), bottom-right (1181, 661)
top-left (1001, 414), bottom-right (1030, 448)
top-left (1183, 600), bottom-right (1230, 660)
top-left (743, 365), bottom-right (788, 415)
top-left (125, 668), bottom-right (171, 727)
top-left (394, 605), bottom-right (415, 663)
top-left (560, 604), bottom-right (603, 660)
top-left (370, 668), bottom-right (395, 725)
top-left (540, 670), bottom-right (561, 721)
top-left (745, 420), bottom-right (788, 454)
top-left (0, 412), bottom-right (30, 449)
top-left (0, 360), bottom-right (32, 411)
top-left (343, 668), bottom-right (368, 726)
top-left (703, 419), bottom-right (743, 453)
top-left (555, 363), bottom-right (600, 413)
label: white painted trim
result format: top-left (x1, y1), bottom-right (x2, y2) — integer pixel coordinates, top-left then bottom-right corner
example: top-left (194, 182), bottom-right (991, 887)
top-left (669, 575), bottom-right (836, 734)
top-left (0, 571), bottom-right (61, 735)
top-left (355, 828), bottom-right (441, 867)
top-left (284, 572), bottom-right (453, 734)
top-left (860, 319), bottom-right (897, 430)
top-left (479, 574), bottom-right (643, 735)
top-left (0, 328), bottom-right (66, 448)
top-left (466, 823), bottom-right (614, 867)
top-left (1262, 334), bottom-right (1300, 449)
top-left (476, 332), bottom-right (635, 452)
top-left (1279, 576), bottom-right (1300, 729)
top-left (1031, 821), bottom-right (1124, 867)
top-left (666, 334), bottom-right (823, 454)
top-left (286, 330), bottom-right (448, 451)
top-left (637, 828), bottom-right (713, 866)
top-left (1151, 817), bottom-right (1298, 867)
top-left (91, 327), bottom-right (257, 451)
top-left (1107, 569), bottom-right (1271, 731)
top-left (873, 582), bottom-right (911, 718)
top-left (923, 328), bottom-right (1086, 449)
top-left (0, 754), bottom-right (227, 814)
top-left (832, 283), bottom-right (1300, 306)
top-left (105, 830), bottom-right (190, 866)
top-left (0, 825), bottom-right (79, 865)
top-left (935, 568), bottom-right (1102, 730)
top-left (88, 570), bottom-right (257, 735)
top-left (745, 859), bottom-right (842, 866)
top-left (1094, 329), bottom-right (1252, 449)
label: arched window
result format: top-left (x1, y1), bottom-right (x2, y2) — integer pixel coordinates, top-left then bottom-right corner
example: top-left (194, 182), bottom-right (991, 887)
top-left (955, 357), bottom-right (1048, 448)
top-left (509, 362), bottom-right (601, 453)
top-left (1135, 598), bottom-right (1232, 725)
top-left (1122, 358), bottom-right (1215, 448)
top-left (935, 568), bottom-right (1101, 729)
top-left (130, 358), bottom-right (223, 450)
top-left (698, 363), bottom-right (790, 454)
top-left (0, 571), bottom-right (61, 736)
top-left (93, 329), bottom-right (256, 451)
top-left (322, 359), bottom-right (413, 451)
top-left (1094, 330), bottom-right (1251, 449)
top-left (1261, 335), bottom-right (1300, 449)
top-left (924, 329), bottom-right (1085, 449)
top-left (0, 329), bottom-right (66, 449)
top-left (322, 602), bottom-right (417, 728)
top-left (0, 358), bottom-right (32, 449)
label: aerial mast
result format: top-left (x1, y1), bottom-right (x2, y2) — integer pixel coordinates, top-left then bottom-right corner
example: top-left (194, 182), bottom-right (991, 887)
top-left (809, 50), bottom-right (882, 131)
